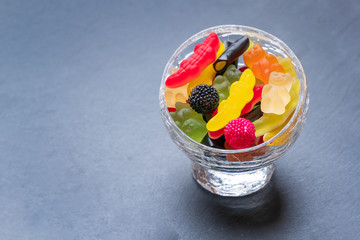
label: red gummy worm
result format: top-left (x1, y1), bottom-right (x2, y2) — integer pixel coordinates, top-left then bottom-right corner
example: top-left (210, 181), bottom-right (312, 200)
top-left (208, 109), bottom-right (224, 139)
top-left (165, 33), bottom-right (220, 88)
top-left (240, 84), bottom-right (264, 115)
top-left (209, 128), bottom-right (224, 139)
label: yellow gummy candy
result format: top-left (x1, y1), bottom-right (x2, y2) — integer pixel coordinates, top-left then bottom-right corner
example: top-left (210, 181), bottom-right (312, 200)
top-left (165, 83), bottom-right (189, 108)
top-left (253, 76), bottom-right (300, 137)
top-left (276, 56), bottom-right (296, 77)
top-left (247, 39), bottom-right (254, 51)
top-left (165, 68), bottom-right (189, 108)
top-left (187, 41), bottom-right (226, 96)
top-left (261, 72), bottom-right (292, 115)
top-left (263, 111), bottom-right (294, 145)
top-left (207, 68), bottom-right (255, 131)
top-left (268, 72), bottom-right (292, 91)
top-left (261, 85), bottom-right (290, 115)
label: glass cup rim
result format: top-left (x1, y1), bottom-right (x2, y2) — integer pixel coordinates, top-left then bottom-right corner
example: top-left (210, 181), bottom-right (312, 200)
top-left (159, 24), bottom-right (307, 154)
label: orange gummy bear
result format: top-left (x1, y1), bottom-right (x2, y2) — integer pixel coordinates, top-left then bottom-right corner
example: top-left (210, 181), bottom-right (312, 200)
top-left (243, 43), bottom-right (285, 84)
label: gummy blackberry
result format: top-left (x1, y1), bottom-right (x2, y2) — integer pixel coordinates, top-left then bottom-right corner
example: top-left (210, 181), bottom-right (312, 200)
top-left (188, 84), bottom-right (219, 115)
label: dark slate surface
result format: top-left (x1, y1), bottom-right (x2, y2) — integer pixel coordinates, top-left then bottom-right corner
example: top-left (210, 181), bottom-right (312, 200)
top-left (0, 0), bottom-right (359, 239)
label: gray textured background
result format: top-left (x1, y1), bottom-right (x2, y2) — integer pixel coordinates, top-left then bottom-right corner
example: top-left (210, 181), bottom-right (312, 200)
top-left (0, 0), bottom-right (359, 239)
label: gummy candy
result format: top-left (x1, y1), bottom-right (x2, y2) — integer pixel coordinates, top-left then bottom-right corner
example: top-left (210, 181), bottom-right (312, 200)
top-left (247, 39), bottom-right (254, 51)
top-left (207, 68), bottom-right (255, 131)
top-left (213, 36), bottom-right (249, 73)
top-left (165, 68), bottom-right (190, 108)
top-left (261, 72), bottom-right (292, 115)
top-left (165, 32), bottom-right (302, 151)
top-left (268, 71), bottom-right (292, 91)
top-left (201, 134), bottom-right (226, 149)
top-left (277, 56), bottom-right (296, 77)
top-left (243, 43), bottom-right (266, 68)
top-left (187, 41), bottom-right (225, 95)
top-left (208, 128), bottom-right (224, 139)
top-left (165, 83), bottom-right (189, 108)
top-left (188, 84), bottom-right (219, 115)
top-left (166, 33), bottom-right (220, 88)
top-left (225, 41), bottom-right (239, 67)
top-left (212, 65), bottom-right (242, 102)
top-left (263, 111), bottom-right (294, 145)
top-left (241, 103), bottom-right (263, 122)
top-left (168, 107), bottom-right (176, 112)
top-left (261, 86), bottom-right (290, 115)
top-left (243, 43), bottom-right (285, 84)
top-left (224, 118), bottom-right (256, 149)
top-left (224, 141), bottom-right (270, 162)
top-left (255, 136), bottom-right (264, 145)
top-left (207, 109), bottom-right (224, 139)
top-left (252, 55), bottom-right (285, 84)
top-left (170, 102), bottom-right (207, 142)
top-left (253, 76), bottom-right (300, 137)
top-left (240, 84), bottom-right (264, 115)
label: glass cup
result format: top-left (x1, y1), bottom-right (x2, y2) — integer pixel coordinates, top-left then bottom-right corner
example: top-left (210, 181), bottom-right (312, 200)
top-left (159, 25), bottom-right (309, 197)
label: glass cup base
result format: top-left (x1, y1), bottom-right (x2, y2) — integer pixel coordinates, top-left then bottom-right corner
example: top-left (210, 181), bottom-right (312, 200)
top-left (192, 162), bottom-right (275, 197)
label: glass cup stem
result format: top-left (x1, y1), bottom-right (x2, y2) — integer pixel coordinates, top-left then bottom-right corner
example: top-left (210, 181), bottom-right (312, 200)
top-left (192, 162), bottom-right (275, 197)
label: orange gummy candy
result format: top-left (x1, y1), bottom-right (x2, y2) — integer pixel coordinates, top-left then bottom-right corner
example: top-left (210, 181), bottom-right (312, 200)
top-left (243, 43), bottom-right (285, 84)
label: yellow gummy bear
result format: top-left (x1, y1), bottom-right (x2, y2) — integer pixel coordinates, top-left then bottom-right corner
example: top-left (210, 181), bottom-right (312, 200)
top-left (253, 76), bottom-right (300, 137)
top-left (187, 41), bottom-right (226, 96)
top-left (261, 72), bottom-right (292, 115)
top-left (165, 84), bottom-right (189, 108)
top-left (276, 56), bottom-right (296, 77)
top-left (268, 71), bottom-right (292, 91)
top-left (207, 68), bottom-right (255, 131)
top-left (261, 86), bottom-right (290, 115)
top-left (165, 68), bottom-right (189, 108)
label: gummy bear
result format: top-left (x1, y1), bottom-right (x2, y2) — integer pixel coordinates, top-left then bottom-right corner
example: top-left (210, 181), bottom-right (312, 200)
top-left (165, 68), bottom-right (189, 108)
top-left (212, 65), bottom-right (242, 102)
top-left (253, 76), bottom-right (300, 137)
top-left (267, 71), bottom-right (292, 91)
top-left (170, 102), bottom-right (207, 142)
top-left (261, 72), bottom-right (293, 115)
top-left (243, 43), bottom-right (285, 84)
top-left (165, 83), bottom-right (189, 108)
top-left (243, 43), bottom-right (266, 68)
top-left (187, 41), bottom-right (225, 96)
top-left (166, 33), bottom-right (220, 88)
top-left (207, 68), bottom-right (255, 131)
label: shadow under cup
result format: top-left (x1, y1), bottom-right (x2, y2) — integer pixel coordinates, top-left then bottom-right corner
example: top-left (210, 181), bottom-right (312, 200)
top-left (159, 25), bottom-right (309, 197)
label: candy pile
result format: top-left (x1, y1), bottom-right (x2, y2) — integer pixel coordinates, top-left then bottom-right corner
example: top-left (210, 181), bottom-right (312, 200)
top-left (165, 32), bottom-right (300, 150)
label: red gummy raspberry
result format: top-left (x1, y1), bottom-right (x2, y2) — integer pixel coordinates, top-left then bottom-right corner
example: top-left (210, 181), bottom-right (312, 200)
top-left (224, 118), bottom-right (256, 149)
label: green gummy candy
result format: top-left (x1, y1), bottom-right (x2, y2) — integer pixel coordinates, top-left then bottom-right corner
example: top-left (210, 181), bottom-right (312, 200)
top-left (213, 76), bottom-right (230, 102)
top-left (171, 102), bottom-right (207, 142)
top-left (182, 119), bottom-right (207, 142)
top-left (224, 65), bottom-right (242, 84)
top-left (213, 65), bottom-right (241, 102)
